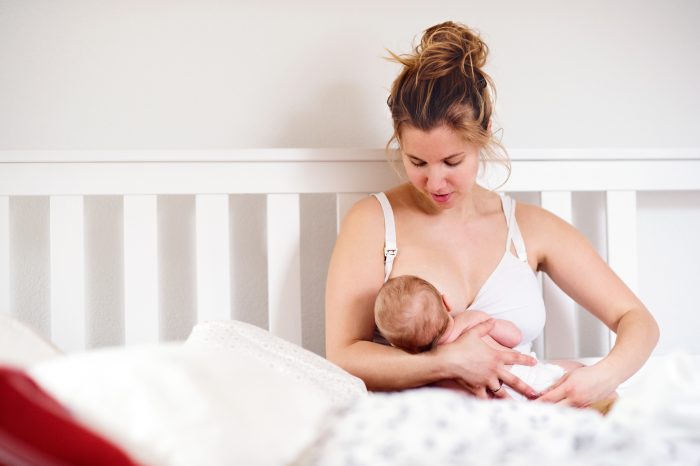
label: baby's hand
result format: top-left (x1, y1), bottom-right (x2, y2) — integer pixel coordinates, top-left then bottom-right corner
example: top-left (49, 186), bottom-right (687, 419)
top-left (491, 319), bottom-right (522, 349)
top-left (461, 310), bottom-right (521, 349)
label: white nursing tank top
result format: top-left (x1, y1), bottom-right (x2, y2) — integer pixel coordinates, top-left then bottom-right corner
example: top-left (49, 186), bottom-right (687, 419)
top-left (372, 192), bottom-right (546, 354)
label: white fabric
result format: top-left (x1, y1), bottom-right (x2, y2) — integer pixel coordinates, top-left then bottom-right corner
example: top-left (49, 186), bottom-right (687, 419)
top-left (29, 343), bottom-right (333, 466)
top-left (184, 320), bottom-right (367, 406)
top-left (299, 353), bottom-right (700, 466)
top-left (371, 192), bottom-right (398, 282)
top-left (501, 193), bottom-right (528, 262)
top-left (507, 355), bottom-right (566, 400)
top-left (605, 352), bottom-right (700, 460)
top-left (0, 315), bottom-right (60, 367)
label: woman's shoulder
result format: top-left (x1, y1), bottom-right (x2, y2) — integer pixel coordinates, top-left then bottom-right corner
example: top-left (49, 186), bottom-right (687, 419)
top-left (338, 192), bottom-right (391, 241)
top-left (342, 194), bottom-right (384, 226)
top-left (342, 185), bottom-right (413, 223)
top-left (330, 193), bottom-right (389, 285)
top-left (513, 197), bottom-right (581, 263)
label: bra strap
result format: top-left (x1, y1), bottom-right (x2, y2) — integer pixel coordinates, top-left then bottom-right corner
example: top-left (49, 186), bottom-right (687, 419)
top-left (501, 194), bottom-right (528, 263)
top-left (371, 193), bottom-right (397, 282)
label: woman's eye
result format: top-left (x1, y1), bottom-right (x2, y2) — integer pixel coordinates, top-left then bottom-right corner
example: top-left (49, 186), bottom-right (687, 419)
top-left (445, 160), bottom-right (462, 167)
top-left (410, 160), bottom-right (426, 167)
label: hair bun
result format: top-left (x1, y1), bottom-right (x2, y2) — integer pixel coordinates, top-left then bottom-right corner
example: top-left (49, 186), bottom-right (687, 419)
top-left (386, 21), bottom-right (510, 186)
top-left (415, 21), bottom-right (489, 82)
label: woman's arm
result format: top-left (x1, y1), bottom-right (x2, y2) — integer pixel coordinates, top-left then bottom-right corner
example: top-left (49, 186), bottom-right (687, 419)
top-left (325, 196), bottom-right (441, 389)
top-left (325, 196), bottom-right (537, 398)
top-left (520, 204), bottom-right (659, 406)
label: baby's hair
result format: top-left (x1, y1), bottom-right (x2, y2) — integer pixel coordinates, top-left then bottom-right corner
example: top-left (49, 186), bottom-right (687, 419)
top-left (386, 21), bottom-right (510, 182)
top-left (374, 275), bottom-right (449, 354)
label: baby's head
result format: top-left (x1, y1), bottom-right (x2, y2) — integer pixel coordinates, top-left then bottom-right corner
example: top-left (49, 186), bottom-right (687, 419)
top-left (374, 275), bottom-right (450, 353)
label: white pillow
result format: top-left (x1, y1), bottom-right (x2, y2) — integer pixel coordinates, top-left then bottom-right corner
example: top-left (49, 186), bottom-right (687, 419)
top-left (29, 344), bottom-right (332, 466)
top-left (185, 320), bottom-right (367, 406)
top-left (0, 315), bottom-right (60, 367)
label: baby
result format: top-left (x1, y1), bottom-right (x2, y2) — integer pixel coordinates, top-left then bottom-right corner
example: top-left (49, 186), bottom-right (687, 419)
top-left (374, 274), bottom-right (568, 401)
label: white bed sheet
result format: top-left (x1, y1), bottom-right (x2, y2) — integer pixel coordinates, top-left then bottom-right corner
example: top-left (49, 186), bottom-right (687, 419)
top-left (298, 352), bottom-right (700, 465)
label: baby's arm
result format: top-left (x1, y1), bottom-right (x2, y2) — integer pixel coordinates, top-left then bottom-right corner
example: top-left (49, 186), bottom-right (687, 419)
top-left (453, 311), bottom-right (522, 348)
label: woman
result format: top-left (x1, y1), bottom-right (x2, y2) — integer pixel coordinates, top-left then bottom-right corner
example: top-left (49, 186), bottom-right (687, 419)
top-left (325, 21), bottom-right (659, 406)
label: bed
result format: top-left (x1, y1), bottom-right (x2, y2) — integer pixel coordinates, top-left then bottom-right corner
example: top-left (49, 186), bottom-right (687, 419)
top-left (1, 149), bottom-right (699, 465)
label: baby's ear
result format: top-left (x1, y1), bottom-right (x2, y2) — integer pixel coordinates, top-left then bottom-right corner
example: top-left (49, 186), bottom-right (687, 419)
top-left (441, 294), bottom-right (452, 312)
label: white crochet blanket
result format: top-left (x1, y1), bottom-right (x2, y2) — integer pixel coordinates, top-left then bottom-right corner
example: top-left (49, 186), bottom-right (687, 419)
top-left (299, 353), bottom-right (700, 466)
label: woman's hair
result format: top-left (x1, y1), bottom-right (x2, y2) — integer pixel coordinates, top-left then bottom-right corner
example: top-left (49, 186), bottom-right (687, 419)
top-left (386, 21), bottom-right (510, 178)
top-left (374, 275), bottom-right (449, 354)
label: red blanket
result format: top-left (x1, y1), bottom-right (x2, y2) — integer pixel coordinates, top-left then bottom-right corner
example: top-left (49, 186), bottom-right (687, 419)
top-left (0, 366), bottom-right (139, 466)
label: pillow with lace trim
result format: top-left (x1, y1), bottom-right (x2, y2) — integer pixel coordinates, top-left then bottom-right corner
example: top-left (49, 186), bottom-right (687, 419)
top-left (185, 320), bottom-right (367, 407)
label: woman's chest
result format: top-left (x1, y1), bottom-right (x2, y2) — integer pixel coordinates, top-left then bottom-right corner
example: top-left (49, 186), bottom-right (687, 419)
top-left (389, 217), bottom-right (507, 311)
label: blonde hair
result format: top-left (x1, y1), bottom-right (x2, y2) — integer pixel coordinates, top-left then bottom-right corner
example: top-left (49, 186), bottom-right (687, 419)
top-left (386, 21), bottom-right (510, 181)
top-left (374, 275), bottom-right (449, 354)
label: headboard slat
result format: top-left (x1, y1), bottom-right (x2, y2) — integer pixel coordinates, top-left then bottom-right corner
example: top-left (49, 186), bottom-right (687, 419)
top-left (8, 197), bottom-right (51, 339)
top-left (506, 161), bottom-right (700, 191)
top-left (540, 191), bottom-right (579, 359)
top-left (49, 196), bottom-right (86, 352)
top-left (267, 194), bottom-right (302, 345)
top-left (158, 195), bottom-right (196, 342)
top-left (605, 191), bottom-right (638, 350)
top-left (229, 195), bottom-right (269, 329)
top-left (195, 195), bottom-right (232, 323)
top-left (0, 162), bottom-right (399, 195)
top-left (3, 160), bottom-right (700, 195)
top-left (123, 195), bottom-right (159, 345)
top-left (85, 196), bottom-right (125, 347)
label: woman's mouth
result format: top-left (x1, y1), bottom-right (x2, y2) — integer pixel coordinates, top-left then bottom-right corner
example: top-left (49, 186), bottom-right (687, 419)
top-left (431, 193), bottom-right (452, 203)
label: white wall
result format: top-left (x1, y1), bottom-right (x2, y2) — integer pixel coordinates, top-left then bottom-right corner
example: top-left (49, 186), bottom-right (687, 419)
top-left (1, 0), bottom-right (699, 355)
top-left (1, 0), bottom-right (699, 149)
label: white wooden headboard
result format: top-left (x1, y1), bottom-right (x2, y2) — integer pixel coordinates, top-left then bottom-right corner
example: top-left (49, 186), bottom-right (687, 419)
top-left (1, 149), bottom-right (699, 360)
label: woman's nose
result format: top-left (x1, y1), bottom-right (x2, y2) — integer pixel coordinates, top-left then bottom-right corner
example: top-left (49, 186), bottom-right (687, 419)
top-left (426, 167), bottom-right (445, 191)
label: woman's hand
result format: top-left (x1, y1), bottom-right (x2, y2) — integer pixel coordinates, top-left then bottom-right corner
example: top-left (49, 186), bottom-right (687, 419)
top-left (536, 364), bottom-right (617, 407)
top-left (434, 319), bottom-right (538, 400)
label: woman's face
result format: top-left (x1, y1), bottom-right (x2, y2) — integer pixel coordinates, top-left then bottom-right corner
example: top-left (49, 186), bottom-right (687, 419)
top-left (400, 124), bottom-right (481, 209)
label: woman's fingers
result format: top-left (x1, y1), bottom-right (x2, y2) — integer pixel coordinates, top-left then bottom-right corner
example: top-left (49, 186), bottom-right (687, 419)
top-left (537, 373), bottom-right (569, 403)
top-left (453, 379), bottom-right (488, 400)
top-left (498, 368), bottom-right (538, 399)
top-left (501, 350), bottom-right (537, 367)
top-left (488, 380), bottom-right (511, 400)
top-left (473, 387), bottom-right (490, 400)
top-left (537, 386), bottom-right (564, 403)
top-left (448, 322), bottom-right (538, 400)
top-left (555, 398), bottom-right (575, 408)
